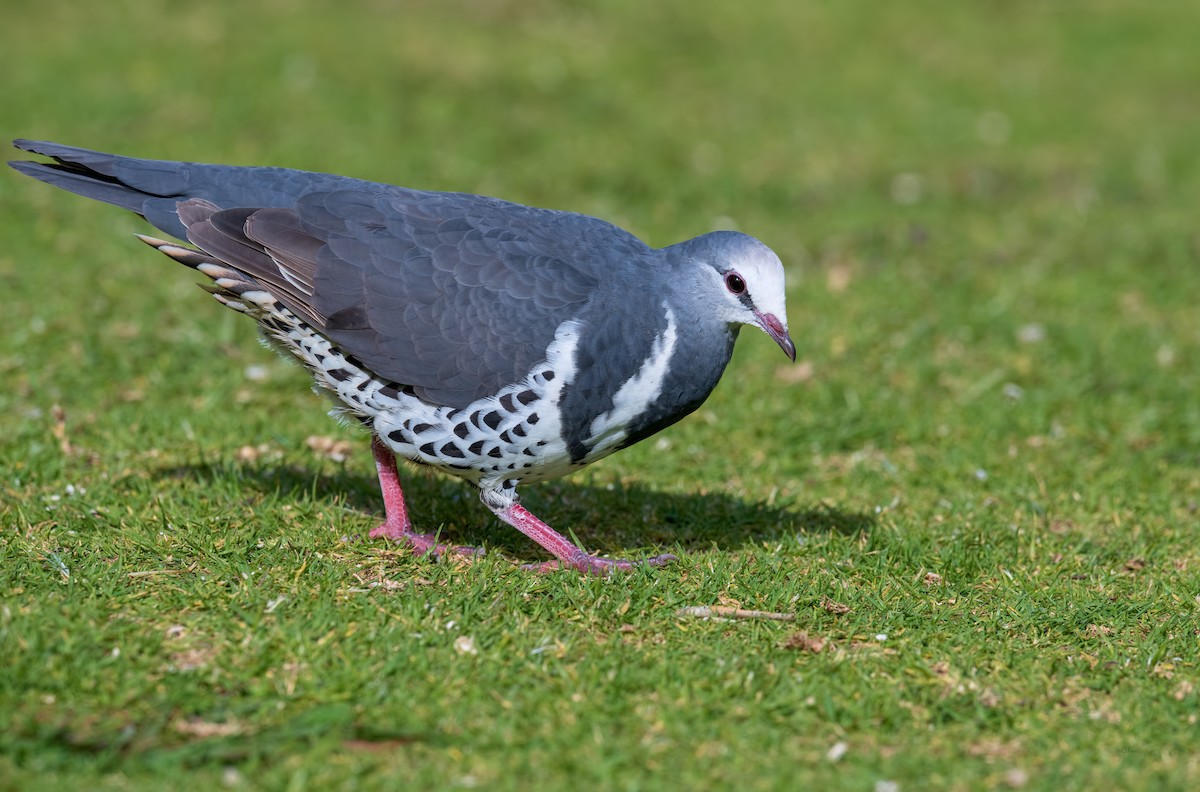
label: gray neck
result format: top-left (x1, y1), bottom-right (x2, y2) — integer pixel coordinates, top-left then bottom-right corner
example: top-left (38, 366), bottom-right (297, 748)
top-left (554, 253), bottom-right (740, 462)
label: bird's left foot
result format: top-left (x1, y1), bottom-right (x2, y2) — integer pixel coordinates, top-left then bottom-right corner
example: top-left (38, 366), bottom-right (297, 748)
top-left (369, 522), bottom-right (485, 559)
top-left (369, 435), bottom-right (483, 560)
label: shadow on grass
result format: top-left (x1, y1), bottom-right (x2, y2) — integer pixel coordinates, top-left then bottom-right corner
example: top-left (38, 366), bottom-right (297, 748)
top-left (154, 459), bottom-right (874, 557)
top-left (5, 702), bottom-right (428, 773)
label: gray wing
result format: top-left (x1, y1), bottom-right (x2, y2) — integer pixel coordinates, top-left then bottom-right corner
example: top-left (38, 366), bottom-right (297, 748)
top-left (10, 139), bottom-right (652, 407)
top-left (185, 189), bottom-right (648, 408)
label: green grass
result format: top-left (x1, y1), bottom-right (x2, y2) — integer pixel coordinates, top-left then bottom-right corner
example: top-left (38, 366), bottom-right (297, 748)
top-left (2, 0), bottom-right (1199, 789)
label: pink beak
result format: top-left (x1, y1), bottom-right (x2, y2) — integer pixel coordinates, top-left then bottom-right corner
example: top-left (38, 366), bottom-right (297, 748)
top-left (756, 312), bottom-right (796, 362)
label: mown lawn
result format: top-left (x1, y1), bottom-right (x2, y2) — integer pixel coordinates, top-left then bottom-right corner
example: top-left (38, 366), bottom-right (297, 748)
top-left (1, 1), bottom-right (1198, 789)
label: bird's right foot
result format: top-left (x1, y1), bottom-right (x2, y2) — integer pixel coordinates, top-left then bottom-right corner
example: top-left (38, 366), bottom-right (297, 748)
top-left (523, 551), bottom-right (677, 576)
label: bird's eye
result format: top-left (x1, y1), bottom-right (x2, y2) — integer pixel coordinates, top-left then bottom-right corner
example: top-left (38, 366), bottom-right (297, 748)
top-left (724, 272), bottom-right (746, 295)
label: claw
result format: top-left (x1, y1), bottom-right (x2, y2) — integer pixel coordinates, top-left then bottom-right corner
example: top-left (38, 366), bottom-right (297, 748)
top-left (369, 523), bottom-right (485, 559)
top-left (372, 437), bottom-right (670, 573)
top-left (523, 552), bottom-right (677, 576)
top-left (369, 436), bottom-right (484, 560)
top-left (484, 489), bottom-right (675, 575)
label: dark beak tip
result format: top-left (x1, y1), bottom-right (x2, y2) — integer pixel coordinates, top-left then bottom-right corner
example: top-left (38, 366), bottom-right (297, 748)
top-left (781, 335), bottom-right (797, 362)
top-left (755, 311), bottom-right (796, 362)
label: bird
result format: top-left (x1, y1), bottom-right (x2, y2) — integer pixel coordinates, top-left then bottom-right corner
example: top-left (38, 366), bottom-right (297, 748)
top-left (8, 138), bottom-right (795, 574)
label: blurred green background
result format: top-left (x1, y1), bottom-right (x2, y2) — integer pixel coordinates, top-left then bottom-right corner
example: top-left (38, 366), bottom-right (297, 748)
top-left (2, 1), bottom-right (1198, 790)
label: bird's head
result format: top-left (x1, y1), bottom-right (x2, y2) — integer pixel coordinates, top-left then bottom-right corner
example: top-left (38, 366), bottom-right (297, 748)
top-left (677, 231), bottom-right (795, 361)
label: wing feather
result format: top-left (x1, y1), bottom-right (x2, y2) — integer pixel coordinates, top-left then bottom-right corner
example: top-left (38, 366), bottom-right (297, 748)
top-left (174, 188), bottom-right (649, 407)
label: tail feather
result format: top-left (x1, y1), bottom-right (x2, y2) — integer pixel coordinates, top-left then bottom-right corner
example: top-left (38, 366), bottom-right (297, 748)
top-left (11, 139), bottom-right (191, 194)
top-left (12, 138), bottom-right (338, 323)
top-left (13, 139), bottom-right (130, 176)
top-left (134, 234), bottom-right (231, 273)
top-left (135, 233), bottom-right (274, 315)
top-left (8, 158), bottom-right (148, 215)
top-left (136, 233), bottom-right (248, 283)
top-left (10, 139), bottom-right (193, 238)
top-left (10, 138), bottom-right (389, 243)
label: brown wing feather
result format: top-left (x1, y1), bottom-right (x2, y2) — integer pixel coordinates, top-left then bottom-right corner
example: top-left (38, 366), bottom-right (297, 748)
top-left (180, 199), bottom-right (325, 328)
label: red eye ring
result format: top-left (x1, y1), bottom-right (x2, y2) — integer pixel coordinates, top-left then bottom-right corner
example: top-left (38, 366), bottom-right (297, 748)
top-left (724, 272), bottom-right (746, 295)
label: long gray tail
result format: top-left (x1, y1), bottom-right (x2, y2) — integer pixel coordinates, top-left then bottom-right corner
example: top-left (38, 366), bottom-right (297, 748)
top-left (9, 139), bottom-right (365, 241)
top-left (8, 139), bottom-right (201, 238)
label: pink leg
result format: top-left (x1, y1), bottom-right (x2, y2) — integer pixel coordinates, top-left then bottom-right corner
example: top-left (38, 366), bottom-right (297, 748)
top-left (487, 496), bottom-right (676, 576)
top-left (367, 436), bottom-right (483, 559)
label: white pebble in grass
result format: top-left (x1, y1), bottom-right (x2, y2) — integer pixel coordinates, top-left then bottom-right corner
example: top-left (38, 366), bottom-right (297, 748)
top-left (1002, 383), bottom-right (1024, 400)
top-left (975, 468), bottom-right (988, 481)
top-left (454, 635), bottom-right (478, 656)
top-left (1005, 768), bottom-right (1029, 788)
top-left (875, 633), bottom-right (888, 642)
top-left (826, 741), bottom-right (849, 762)
top-left (243, 364), bottom-right (269, 382)
top-left (875, 782), bottom-right (900, 792)
top-left (1017, 323), bottom-right (1045, 344)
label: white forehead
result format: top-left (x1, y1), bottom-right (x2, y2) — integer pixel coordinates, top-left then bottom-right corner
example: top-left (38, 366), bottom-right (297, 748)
top-left (729, 239), bottom-right (789, 325)
top-left (735, 240), bottom-right (785, 288)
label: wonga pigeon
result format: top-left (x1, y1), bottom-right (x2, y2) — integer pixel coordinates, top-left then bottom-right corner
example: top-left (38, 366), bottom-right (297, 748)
top-left (9, 139), bottom-right (795, 574)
